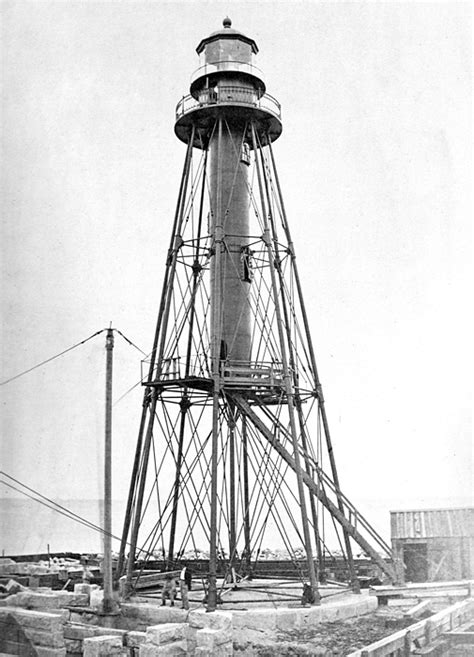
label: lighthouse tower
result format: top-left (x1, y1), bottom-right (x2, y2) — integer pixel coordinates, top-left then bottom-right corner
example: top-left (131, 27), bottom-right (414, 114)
top-left (175, 17), bottom-right (282, 368)
top-left (118, 19), bottom-right (399, 611)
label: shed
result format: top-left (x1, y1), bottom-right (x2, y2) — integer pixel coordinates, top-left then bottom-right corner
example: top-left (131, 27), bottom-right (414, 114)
top-left (391, 507), bottom-right (474, 583)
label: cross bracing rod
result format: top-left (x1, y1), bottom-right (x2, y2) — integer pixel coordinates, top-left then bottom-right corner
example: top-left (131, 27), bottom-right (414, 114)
top-left (250, 121), bottom-right (319, 598)
top-left (244, 394), bottom-right (393, 558)
top-left (231, 393), bottom-right (398, 582)
top-left (265, 137), bottom-right (360, 588)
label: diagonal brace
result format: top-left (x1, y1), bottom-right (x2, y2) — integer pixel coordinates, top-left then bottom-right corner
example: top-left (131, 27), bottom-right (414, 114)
top-left (231, 393), bottom-right (399, 583)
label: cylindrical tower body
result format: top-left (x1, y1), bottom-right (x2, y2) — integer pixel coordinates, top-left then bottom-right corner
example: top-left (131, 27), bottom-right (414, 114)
top-left (175, 17), bottom-right (282, 366)
top-left (209, 123), bottom-right (251, 362)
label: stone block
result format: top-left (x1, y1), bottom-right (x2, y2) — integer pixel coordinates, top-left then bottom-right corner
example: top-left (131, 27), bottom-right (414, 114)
top-left (364, 595), bottom-right (378, 613)
top-left (15, 562), bottom-right (31, 575)
top-left (196, 628), bottom-right (231, 649)
top-left (0, 558), bottom-right (17, 566)
top-left (147, 623), bottom-right (188, 645)
top-left (74, 582), bottom-right (92, 595)
top-left (188, 609), bottom-right (232, 632)
top-left (0, 606), bottom-right (65, 633)
top-left (90, 588), bottom-right (104, 609)
top-left (137, 648), bottom-right (156, 657)
top-left (28, 565), bottom-right (51, 576)
top-left (4, 578), bottom-right (25, 594)
top-left (320, 597), bottom-right (371, 623)
top-left (114, 615), bottom-right (144, 632)
top-left (183, 624), bottom-right (197, 653)
top-left (65, 638), bottom-right (83, 653)
top-left (69, 610), bottom-right (101, 625)
top-left (126, 630), bottom-right (147, 648)
top-left (4, 592), bottom-right (50, 608)
top-left (299, 604), bottom-right (322, 629)
top-left (121, 602), bottom-right (188, 627)
top-left (23, 628), bottom-right (65, 648)
top-left (140, 640), bottom-right (187, 656)
top-left (63, 622), bottom-right (126, 640)
top-left (0, 558), bottom-right (18, 576)
top-left (83, 635), bottom-right (123, 657)
top-left (275, 608), bottom-right (299, 632)
top-left (6, 591), bottom-right (82, 610)
top-left (320, 603), bottom-right (344, 623)
top-left (195, 645), bottom-right (232, 657)
top-left (54, 591), bottom-right (89, 607)
top-left (35, 648), bottom-right (67, 657)
top-left (64, 623), bottom-right (95, 640)
top-left (232, 608), bottom-right (274, 632)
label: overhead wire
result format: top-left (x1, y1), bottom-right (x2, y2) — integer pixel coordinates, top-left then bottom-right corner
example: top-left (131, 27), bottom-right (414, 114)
top-left (0, 329), bottom-right (106, 386)
top-left (114, 329), bottom-right (147, 356)
top-left (1, 327), bottom-right (147, 386)
top-left (1, 324), bottom-right (148, 407)
top-left (0, 471), bottom-right (121, 543)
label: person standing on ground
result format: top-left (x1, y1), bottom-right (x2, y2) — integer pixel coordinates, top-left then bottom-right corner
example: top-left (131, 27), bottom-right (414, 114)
top-left (179, 564), bottom-right (192, 610)
top-left (161, 573), bottom-right (176, 606)
top-left (81, 558), bottom-right (93, 583)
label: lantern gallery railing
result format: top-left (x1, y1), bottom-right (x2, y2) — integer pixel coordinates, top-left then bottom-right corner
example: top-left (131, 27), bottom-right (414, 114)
top-left (176, 86), bottom-right (281, 121)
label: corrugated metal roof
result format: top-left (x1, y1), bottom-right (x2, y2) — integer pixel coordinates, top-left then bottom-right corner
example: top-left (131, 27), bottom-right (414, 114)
top-left (390, 507), bottom-right (474, 539)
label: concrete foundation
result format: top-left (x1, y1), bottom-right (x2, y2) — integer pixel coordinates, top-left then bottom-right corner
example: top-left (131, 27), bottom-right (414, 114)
top-left (0, 585), bottom-right (377, 656)
top-left (232, 595), bottom-right (377, 654)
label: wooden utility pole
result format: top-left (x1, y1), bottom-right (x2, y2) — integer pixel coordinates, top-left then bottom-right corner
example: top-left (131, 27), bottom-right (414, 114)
top-left (103, 326), bottom-right (114, 612)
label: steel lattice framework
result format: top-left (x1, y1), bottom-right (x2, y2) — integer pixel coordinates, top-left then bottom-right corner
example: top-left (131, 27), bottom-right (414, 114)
top-left (118, 19), bottom-right (399, 610)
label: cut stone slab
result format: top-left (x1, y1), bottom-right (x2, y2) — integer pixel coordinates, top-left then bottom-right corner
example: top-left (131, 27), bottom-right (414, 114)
top-left (82, 635), bottom-right (124, 657)
top-left (34, 648), bottom-right (67, 657)
top-left (126, 630), bottom-right (147, 648)
top-left (189, 609), bottom-right (233, 632)
top-left (0, 606), bottom-right (65, 633)
top-left (140, 640), bottom-right (188, 656)
top-left (196, 627), bottom-right (232, 649)
top-left (147, 622), bottom-right (188, 645)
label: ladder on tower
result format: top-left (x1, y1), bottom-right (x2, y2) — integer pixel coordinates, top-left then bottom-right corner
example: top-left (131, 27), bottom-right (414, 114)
top-left (231, 393), bottom-right (400, 583)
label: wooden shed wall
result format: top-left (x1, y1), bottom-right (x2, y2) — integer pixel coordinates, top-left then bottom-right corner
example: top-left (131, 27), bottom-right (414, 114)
top-left (392, 536), bottom-right (474, 582)
top-left (390, 508), bottom-right (474, 540)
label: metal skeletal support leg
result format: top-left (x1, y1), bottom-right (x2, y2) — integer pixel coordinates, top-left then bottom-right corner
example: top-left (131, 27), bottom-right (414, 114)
top-left (119, 129), bottom-right (195, 591)
top-left (250, 121), bottom-right (319, 602)
top-left (267, 138), bottom-right (360, 592)
top-left (167, 392), bottom-right (191, 566)
top-left (207, 117), bottom-right (224, 612)
top-left (124, 393), bottom-right (159, 596)
top-left (256, 129), bottom-right (325, 591)
top-left (232, 393), bottom-right (398, 583)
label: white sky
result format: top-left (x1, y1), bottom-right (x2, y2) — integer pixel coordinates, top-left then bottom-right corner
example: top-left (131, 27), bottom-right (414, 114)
top-left (1, 1), bottom-right (472, 543)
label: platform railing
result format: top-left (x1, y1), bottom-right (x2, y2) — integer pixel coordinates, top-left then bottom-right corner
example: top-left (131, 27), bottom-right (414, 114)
top-left (141, 356), bottom-right (286, 387)
top-left (221, 359), bottom-right (284, 388)
top-left (176, 86), bottom-right (281, 121)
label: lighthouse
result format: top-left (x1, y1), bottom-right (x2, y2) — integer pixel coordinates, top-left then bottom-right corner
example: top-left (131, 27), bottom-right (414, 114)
top-left (118, 19), bottom-right (400, 612)
top-left (175, 17), bottom-right (282, 367)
